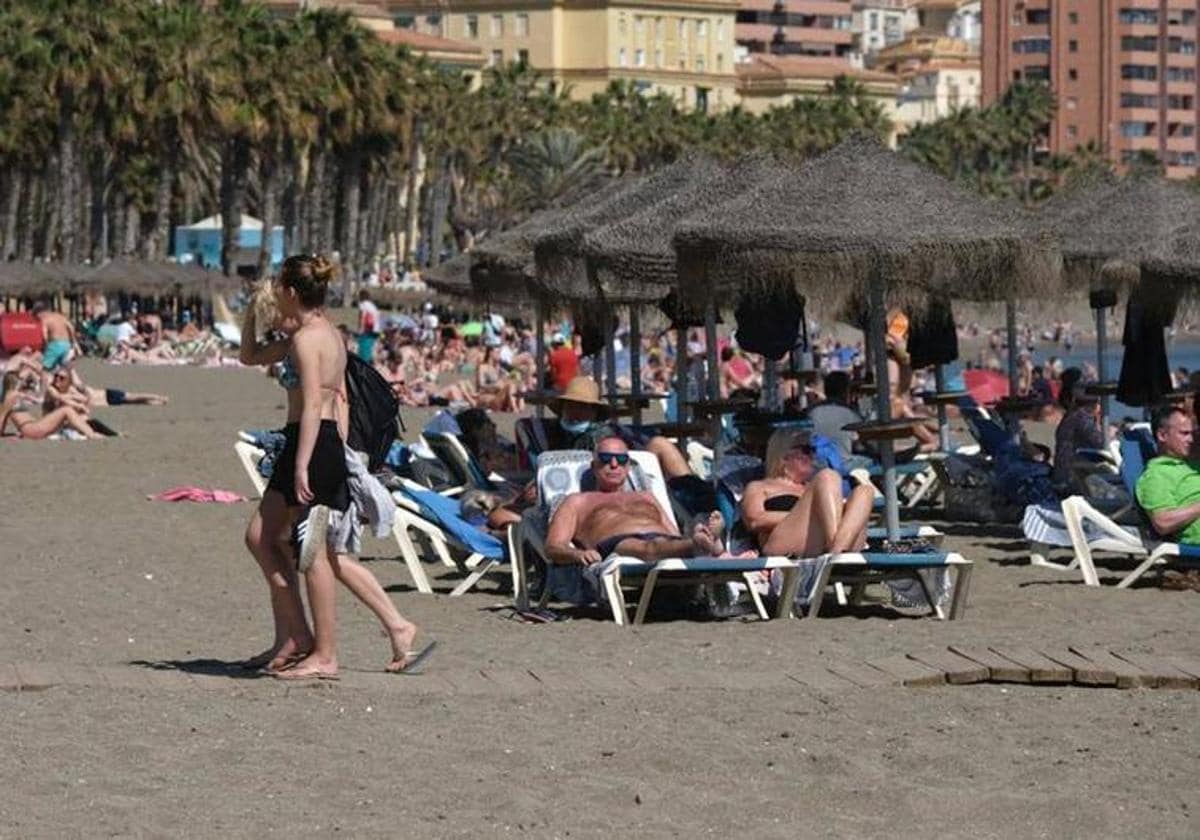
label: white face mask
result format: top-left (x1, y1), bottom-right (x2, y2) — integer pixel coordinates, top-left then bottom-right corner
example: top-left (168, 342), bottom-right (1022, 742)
top-left (560, 418), bottom-right (593, 435)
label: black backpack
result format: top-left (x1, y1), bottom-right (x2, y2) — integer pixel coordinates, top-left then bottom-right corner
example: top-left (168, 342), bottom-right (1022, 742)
top-left (344, 354), bottom-right (400, 473)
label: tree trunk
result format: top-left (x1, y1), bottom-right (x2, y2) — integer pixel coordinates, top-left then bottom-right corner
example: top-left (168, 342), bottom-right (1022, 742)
top-left (304, 146), bottom-right (326, 253)
top-left (2, 170), bottom-right (22, 260)
top-left (256, 155), bottom-right (280, 280)
top-left (122, 203), bottom-right (140, 257)
top-left (340, 145), bottom-right (364, 298)
top-left (145, 147), bottom-right (177, 260)
top-left (219, 138), bottom-right (250, 276)
top-left (57, 91), bottom-right (80, 262)
top-left (281, 155), bottom-right (300, 256)
top-left (17, 170), bottom-right (38, 260)
top-left (401, 119), bottom-right (423, 266)
top-left (41, 167), bottom-right (61, 260)
top-left (88, 143), bottom-right (109, 263)
top-left (427, 154), bottom-right (452, 268)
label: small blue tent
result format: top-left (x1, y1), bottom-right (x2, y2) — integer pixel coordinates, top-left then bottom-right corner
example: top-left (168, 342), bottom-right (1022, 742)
top-left (173, 214), bottom-right (284, 271)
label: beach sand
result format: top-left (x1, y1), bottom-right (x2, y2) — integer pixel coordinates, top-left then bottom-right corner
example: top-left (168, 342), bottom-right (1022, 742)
top-left (2, 359), bottom-right (1198, 838)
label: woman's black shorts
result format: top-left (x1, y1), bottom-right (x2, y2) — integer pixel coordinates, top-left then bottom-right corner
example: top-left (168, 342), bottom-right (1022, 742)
top-left (267, 420), bottom-right (350, 511)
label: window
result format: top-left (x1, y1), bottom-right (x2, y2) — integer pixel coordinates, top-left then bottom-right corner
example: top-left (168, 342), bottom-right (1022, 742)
top-left (1067, 125), bottom-right (1077, 137)
top-left (490, 14), bottom-right (503, 37)
top-left (490, 49), bottom-right (503, 67)
top-left (618, 47), bottom-right (627, 67)
top-left (716, 52), bottom-right (724, 71)
top-left (635, 48), bottom-right (646, 67)
top-left (868, 11), bottom-right (878, 29)
top-left (618, 14), bottom-right (627, 35)
top-left (1119, 121), bottom-right (1156, 137)
top-left (1118, 9), bottom-right (1158, 25)
top-left (655, 17), bottom-right (663, 41)
top-left (1121, 36), bottom-right (1158, 52)
top-left (1026, 10), bottom-right (1050, 24)
top-left (716, 18), bottom-right (724, 41)
top-left (1066, 96), bottom-right (1078, 110)
top-left (515, 13), bottom-right (529, 37)
top-left (635, 16), bottom-right (644, 36)
top-left (465, 15), bottom-right (478, 38)
top-left (695, 53), bottom-right (705, 72)
top-left (1025, 65), bottom-right (1050, 81)
top-left (679, 19), bottom-right (687, 41)
top-left (1013, 38), bottom-right (1051, 54)
top-left (1166, 66), bottom-right (1196, 82)
top-left (1068, 68), bottom-right (1078, 81)
top-left (1168, 122), bottom-right (1196, 137)
top-left (697, 19), bottom-right (708, 38)
top-left (1168, 38), bottom-right (1197, 55)
top-left (1068, 12), bottom-right (1078, 24)
top-left (1168, 94), bottom-right (1195, 110)
top-left (1121, 92), bottom-right (1160, 108)
top-left (1121, 64), bottom-right (1158, 81)
top-left (517, 48), bottom-right (529, 67)
top-left (1166, 151), bottom-right (1198, 167)
top-left (1068, 39), bottom-right (1078, 52)
top-left (654, 47), bottom-right (663, 67)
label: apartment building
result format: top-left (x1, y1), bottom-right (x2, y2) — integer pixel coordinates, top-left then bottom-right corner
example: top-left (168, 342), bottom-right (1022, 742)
top-left (854, 1), bottom-right (919, 57)
top-left (734, 1), bottom-right (854, 58)
top-left (386, 0), bottom-right (740, 112)
top-left (982, 1), bottom-right (1200, 177)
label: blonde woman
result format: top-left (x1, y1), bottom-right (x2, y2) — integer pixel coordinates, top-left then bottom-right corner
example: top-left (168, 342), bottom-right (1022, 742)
top-left (740, 429), bottom-right (873, 556)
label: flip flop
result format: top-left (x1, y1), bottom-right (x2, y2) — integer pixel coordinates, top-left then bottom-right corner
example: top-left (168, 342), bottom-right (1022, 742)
top-left (272, 664), bottom-right (339, 682)
top-left (388, 641), bottom-right (437, 675)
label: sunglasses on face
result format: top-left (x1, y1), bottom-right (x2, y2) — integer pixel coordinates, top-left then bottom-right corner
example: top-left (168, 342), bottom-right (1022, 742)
top-left (596, 452), bottom-right (631, 467)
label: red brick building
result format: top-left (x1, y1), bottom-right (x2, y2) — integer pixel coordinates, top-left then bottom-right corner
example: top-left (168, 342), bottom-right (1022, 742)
top-left (982, 1), bottom-right (1200, 177)
top-left (736, 1), bottom-right (855, 57)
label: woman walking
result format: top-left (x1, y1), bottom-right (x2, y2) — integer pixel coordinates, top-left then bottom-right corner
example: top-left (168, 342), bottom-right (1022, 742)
top-left (240, 256), bottom-right (427, 680)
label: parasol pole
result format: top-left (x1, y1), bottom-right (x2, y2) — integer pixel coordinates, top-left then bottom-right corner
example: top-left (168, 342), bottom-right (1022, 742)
top-left (762, 357), bottom-right (779, 413)
top-left (705, 302), bottom-right (722, 474)
top-left (868, 268), bottom-right (900, 540)
top-left (1006, 298), bottom-right (1019, 396)
top-left (935, 364), bottom-right (951, 452)
top-left (534, 298), bottom-right (545, 419)
top-left (675, 324), bottom-right (689, 423)
top-left (1095, 304), bottom-right (1109, 434)
top-left (629, 306), bottom-right (642, 427)
top-left (605, 307), bottom-right (618, 410)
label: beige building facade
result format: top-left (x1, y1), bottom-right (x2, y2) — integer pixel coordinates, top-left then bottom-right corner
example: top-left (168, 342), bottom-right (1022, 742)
top-left (387, 0), bottom-right (741, 111)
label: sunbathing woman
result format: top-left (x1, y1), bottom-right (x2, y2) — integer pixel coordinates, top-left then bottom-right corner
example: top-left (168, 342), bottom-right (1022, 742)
top-left (1, 371), bottom-right (101, 439)
top-left (740, 429), bottom-right (874, 556)
top-left (240, 257), bottom-right (424, 680)
top-left (45, 365), bottom-right (168, 410)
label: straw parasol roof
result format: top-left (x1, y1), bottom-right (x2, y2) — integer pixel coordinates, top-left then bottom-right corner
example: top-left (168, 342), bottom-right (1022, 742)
top-left (1035, 172), bottom-right (1200, 295)
top-left (69, 258), bottom-right (233, 297)
top-left (579, 154), bottom-right (789, 306)
top-left (533, 154), bottom-right (726, 303)
top-left (0, 261), bottom-right (75, 297)
top-left (672, 134), bottom-right (1062, 315)
top-left (422, 253), bottom-right (473, 299)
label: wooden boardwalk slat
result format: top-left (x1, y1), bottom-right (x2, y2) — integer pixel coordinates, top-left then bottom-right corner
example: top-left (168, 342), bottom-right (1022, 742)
top-left (907, 649), bottom-right (989, 684)
top-left (13, 662), bottom-right (61, 691)
top-left (866, 654), bottom-right (945, 687)
top-left (1068, 646), bottom-right (1155, 689)
top-left (1162, 655), bottom-right (1200, 681)
top-left (988, 647), bottom-right (1072, 683)
top-left (1038, 648), bottom-right (1117, 686)
top-left (1112, 652), bottom-right (1200, 690)
top-left (948, 645), bottom-right (1031, 683)
top-left (824, 661), bottom-right (897, 689)
top-left (784, 664), bottom-right (859, 692)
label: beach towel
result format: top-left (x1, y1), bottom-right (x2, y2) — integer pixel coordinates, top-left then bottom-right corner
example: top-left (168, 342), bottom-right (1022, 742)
top-left (149, 486), bottom-right (246, 503)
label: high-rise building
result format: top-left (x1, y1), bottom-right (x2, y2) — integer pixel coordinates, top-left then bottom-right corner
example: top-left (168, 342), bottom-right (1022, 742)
top-left (734, 1), bottom-right (854, 58)
top-left (982, 1), bottom-right (1200, 178)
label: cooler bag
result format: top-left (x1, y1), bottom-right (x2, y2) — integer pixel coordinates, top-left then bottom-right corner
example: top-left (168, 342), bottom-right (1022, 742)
top-left (0, 312), bottom-right (44, 353)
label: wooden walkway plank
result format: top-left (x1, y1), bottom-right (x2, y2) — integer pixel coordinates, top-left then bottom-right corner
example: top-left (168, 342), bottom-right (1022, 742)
top-left (783, 664), bottom-right (859, 692)
top-left (1038, 648), bottom-right (1117, 686)
top-left (824, 660), bottom-right (898, 689)
top-left (947, 645), bottom-right (1031, 683)
top-left (906, 649), bottom-right (989, 684)
top-left (866, 654), bottom-right (945, 687)
top-left (1068, 646), bottom-right (1155, 689)
top-left (1111, 652), bottom-right (1200, 690)
top-left (1161, 655), bottom-right (1200, 682)
top-left (988, 647), bottom-right (1072, 683)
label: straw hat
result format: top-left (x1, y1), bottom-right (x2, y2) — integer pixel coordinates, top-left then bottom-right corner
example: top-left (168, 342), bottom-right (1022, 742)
top-left (550, 376), bottom-right (610, 417)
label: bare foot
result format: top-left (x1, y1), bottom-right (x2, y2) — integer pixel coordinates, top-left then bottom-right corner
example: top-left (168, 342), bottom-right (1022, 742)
top-left (275, 654), bottom-right (337, 680)
top-left (384, 622), bottom-right (419, 673)
top-left (690, 513), bottom-right (725, 557)
top-left (262, 636), bottom-right (314, 674)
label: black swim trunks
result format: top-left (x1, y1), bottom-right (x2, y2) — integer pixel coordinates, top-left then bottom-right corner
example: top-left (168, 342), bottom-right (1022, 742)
top-left (594, 531), bottom-right (678, 558)
top-left (266, 420), bottom-right (350, 511)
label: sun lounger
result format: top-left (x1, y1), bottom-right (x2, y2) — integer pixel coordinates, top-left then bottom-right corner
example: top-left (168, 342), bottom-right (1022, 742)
top-left (1060, 426), bottom-right (1200, 587)
top-left (509, 449), bottom-right (801, 625)
top-left (391, 482), bottom-right (507, 596)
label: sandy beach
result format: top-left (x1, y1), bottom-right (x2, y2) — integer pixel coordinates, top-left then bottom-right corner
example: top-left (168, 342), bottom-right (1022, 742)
top-left (2, 359), bottom-right (1198, 839)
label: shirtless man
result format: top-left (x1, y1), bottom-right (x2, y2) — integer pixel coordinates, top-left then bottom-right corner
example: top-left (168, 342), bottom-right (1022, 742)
top-left (33, 302), bottom-right (79, 370)
top-left (545, 437), bottom-right (723, 567)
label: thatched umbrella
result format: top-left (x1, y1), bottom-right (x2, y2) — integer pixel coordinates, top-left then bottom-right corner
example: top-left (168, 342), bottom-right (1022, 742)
top-left (674, 134), bottom-right (1061, 538)
top-left (1035, 174), bottom-right (1200, 424)
top-left (422, 253), bottom-right (473, 300)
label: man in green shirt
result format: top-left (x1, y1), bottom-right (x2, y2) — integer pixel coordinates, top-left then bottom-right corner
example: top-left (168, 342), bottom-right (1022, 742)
top-left (1134, 405), bottom-right (1200, 543)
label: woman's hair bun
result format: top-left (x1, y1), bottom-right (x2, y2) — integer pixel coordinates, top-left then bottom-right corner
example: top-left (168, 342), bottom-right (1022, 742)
top-left (309, 255), bottom-right (336, 285)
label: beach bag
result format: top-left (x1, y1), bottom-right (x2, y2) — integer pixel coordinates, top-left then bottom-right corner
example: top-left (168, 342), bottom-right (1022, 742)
top-left (344, 354), bottom-right (400, 473)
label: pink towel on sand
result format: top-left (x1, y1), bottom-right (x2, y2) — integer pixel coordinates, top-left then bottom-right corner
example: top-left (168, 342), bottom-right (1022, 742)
top-left (149, 486), bottom-right (246, 503)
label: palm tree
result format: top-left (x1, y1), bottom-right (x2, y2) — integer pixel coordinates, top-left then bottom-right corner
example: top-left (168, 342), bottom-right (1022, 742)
top-left (506, 127), bottom-right (605, 210)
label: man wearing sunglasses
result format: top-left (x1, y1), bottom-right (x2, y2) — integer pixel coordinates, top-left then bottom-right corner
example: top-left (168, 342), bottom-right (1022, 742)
top-left (545, 437), bottom-right (724, 569)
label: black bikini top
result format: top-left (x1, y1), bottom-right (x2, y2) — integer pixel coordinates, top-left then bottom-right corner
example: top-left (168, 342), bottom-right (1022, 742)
top-left (763, 494), bottom-right (800, 512)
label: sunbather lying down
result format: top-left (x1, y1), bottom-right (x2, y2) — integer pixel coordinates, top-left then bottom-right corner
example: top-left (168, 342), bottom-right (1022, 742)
top-left (545, 436), bottom-right (725, 566)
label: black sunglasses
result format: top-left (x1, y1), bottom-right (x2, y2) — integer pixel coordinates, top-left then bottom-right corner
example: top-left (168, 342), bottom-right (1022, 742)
top-left (596, 452), bottom-right (631, 467)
